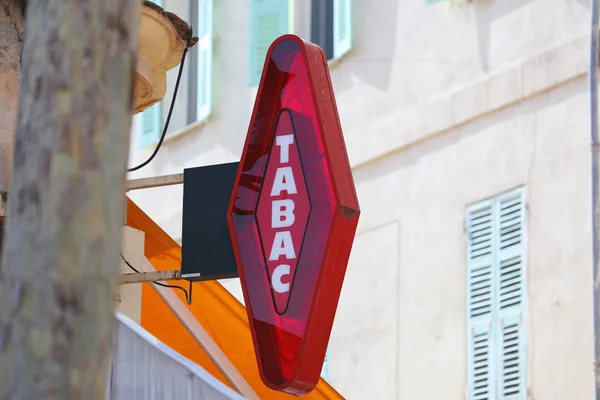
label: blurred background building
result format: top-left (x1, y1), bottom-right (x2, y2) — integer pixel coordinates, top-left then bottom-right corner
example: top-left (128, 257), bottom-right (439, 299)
top-left (127, 0), bottom-right (593, 398)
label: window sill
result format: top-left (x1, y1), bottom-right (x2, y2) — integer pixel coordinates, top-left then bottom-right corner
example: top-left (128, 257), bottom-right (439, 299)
top-left (162, 118), bottom-right (209, 144)
top-left (327, 58), bottom-right (341, 69)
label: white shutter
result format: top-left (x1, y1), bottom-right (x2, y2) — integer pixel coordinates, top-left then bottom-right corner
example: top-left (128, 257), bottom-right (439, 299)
top-left (333, 0), bottom-right (352, 59)
top-left (466, 202), bottom-right (496, 400)
top-left (466, 188), bottom-right (527, 400)
top-left (248, 0), bottom-right (290, 86)
top-left (197, 0), bottom-right (213, 121)
top-left (495, 190), bottom-right (526, 400)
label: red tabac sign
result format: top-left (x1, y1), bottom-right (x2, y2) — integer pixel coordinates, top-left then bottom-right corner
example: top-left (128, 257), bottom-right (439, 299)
top-left (227, 34), bottom-right (360, 395)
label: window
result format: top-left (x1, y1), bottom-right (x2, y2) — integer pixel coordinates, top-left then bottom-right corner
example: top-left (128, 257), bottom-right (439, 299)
top-left (248, 0), bottom-right (352, 87)
top-left (465, 187), bottom-right (526, 400)
top-left (248, 0), bottom-right (291, 86)
top-left (138, 102), bottom-right (162, 149)
top-left (138, 0), bottom-right (165, 149)
top-left (191, 0), bottom-right (213, 122)
top-left (311, 0), bottom-right (352, 60)
top-left (137, 0), bottom-right (213, 149)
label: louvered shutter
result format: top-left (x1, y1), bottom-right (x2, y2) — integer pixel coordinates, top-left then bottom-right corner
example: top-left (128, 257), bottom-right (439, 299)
top-left (495, 189), bottom-right (526, 400)
top-left (138, 102), bottom-right (162, 148)
top-left (248, 0), bottom-right (290, 86)
top-left (466, 201), bottom-right (496, 400)
top-left (333, 0), bottom-right (352, 59)
top-left (197, 0), bottom-right (213, 121)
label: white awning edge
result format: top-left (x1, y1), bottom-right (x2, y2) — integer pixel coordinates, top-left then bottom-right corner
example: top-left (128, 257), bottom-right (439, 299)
top-left (107, 310), bottom-right (246, 400)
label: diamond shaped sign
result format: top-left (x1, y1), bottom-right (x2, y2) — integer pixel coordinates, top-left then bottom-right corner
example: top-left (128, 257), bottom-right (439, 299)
top-left (227, 34), bottom-right (360, 395)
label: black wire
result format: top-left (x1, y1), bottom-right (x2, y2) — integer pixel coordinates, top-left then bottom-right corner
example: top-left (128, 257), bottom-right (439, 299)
top-left (120, 252), bottom-right (193, 305)
top-left (127, 24), bottom-right (194, 172)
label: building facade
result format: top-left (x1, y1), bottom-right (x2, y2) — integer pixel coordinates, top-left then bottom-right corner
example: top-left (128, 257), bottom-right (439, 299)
top-left (127, 0), bottom-right (594, 398)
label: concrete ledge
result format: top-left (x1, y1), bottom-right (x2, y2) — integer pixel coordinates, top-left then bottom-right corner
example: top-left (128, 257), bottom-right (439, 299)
top-left (163, 117), bottom-right (208, 143)
top-left (347, 33), bottom-right (589, 169)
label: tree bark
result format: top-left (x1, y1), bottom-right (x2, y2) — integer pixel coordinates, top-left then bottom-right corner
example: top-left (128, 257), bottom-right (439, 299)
top-left (0, 0), bottom-right (25, 199)
top-left (0, 0), bottom-right (141, 398)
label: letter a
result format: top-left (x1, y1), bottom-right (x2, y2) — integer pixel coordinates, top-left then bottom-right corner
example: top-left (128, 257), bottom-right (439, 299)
top-left (269, 231), bottom-right (296, 261)
top-left (271, 166), bottom-right (297, 196)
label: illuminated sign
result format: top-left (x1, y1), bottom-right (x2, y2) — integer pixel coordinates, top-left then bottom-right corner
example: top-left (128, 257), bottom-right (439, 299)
top-left (227, 34), bottom-right (360, 395)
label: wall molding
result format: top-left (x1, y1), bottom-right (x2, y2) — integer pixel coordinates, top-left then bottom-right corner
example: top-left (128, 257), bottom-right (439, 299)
top-left (347, 33), bottom-right (589, 169)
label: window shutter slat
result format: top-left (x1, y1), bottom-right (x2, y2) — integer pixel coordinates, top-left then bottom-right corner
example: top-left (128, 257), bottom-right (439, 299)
top-left (468, 321), bottom-right (494, 400)
top-left (333, 0), bottom-right (352, 59)
top-left (248, 0), bottom-right (290, 86)
top-left (496, 190), bottom-right (526, 400)
top-left (138, 102), bottom-right (162, 148)
top-left (466, 201), bottom-right (495, 400)
top-left (197, 0), bottom-right (213, 121)
top-left (499, 315), bottom-right (523, 400)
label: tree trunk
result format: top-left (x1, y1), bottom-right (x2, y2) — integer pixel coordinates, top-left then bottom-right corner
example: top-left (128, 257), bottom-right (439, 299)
top-left (0, 0), bottom-right (141, 398)
top-left (0, 0), bottom-right (25, 201)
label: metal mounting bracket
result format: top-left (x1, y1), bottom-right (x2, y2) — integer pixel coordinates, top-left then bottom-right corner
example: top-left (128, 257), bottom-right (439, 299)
top-left (126, 173), bottom-right (184, 192)
top-left (119, 269), bottom-right (181, 284)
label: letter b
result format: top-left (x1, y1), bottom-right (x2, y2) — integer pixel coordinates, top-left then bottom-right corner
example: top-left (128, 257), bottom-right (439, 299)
top-left (272, 199), bottom-right (295, 228)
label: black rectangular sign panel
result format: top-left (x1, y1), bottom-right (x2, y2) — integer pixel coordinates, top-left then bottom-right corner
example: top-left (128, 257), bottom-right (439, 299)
top-left (181, 162), bottom-right (240, 281)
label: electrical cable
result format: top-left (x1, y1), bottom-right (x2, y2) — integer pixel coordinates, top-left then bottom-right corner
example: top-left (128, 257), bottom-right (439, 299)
top-left (127, 24), bottom-right (194, 172)
top-left (120, 252), bottom-right (193, 305)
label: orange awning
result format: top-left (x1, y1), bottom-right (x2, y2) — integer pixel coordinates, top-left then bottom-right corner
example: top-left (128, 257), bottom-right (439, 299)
top-left (126, 197), bottom-right (344, 399)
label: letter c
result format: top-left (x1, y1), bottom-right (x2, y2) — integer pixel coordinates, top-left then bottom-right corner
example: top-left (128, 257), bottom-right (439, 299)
top-left (272, 264), bottom-right (291, 293)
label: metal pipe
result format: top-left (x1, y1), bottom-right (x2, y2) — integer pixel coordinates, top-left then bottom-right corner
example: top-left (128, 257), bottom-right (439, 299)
top-left (119, 269), bottom-right (182, 284)
top-left (125, 173), bottom-right (184, 191)
top-left (590, 0), bottom-right (600, 396)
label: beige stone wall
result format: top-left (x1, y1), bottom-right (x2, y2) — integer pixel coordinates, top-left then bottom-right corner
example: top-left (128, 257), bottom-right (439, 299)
top-left (333, 76), bottom-right (593, 399)
top-left (118, 227), bottom-right (146, 324)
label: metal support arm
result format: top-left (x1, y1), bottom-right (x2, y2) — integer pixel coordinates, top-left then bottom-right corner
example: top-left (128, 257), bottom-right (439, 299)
top-left (126, 173), bottom-right (184, 192)
top-left (120, 269), bottom-right (181, 284)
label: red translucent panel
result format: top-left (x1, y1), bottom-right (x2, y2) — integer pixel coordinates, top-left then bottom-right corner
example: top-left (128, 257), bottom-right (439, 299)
top-left (227, 35), bottom-right (360, 395)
